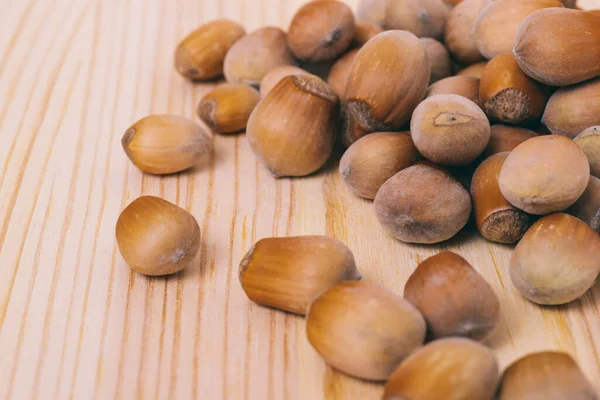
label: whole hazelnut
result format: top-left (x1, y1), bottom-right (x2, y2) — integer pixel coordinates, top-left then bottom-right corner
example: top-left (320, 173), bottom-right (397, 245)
top-left (384, 0), bottom-right (450, 39)
top-left (419, 38), bottom-right (452, 84)
top-left (568, 176), bottom-right (600, 233)
top-left (483, 125), bottom-right (538, 158)
top-left (197, 84), bottom-right (260, 134)
top-left (574, 126), bottom-right (600, 178)
top-left (326, 48), bottom-right (359, 99)
top-left (259, 66), bottom-right (312, 98)
top-left (444, 0), bottom-right (487, 64)
top-left (426, 76), bottom-right (481, 107)
top-left (352, 22), bottom-right (383, 47)
top-left (456, 61), bottom-right (487, 78)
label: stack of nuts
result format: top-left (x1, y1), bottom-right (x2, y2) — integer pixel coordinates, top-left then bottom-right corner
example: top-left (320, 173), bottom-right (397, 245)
top-left (114, 0), bottom-right (600, 396)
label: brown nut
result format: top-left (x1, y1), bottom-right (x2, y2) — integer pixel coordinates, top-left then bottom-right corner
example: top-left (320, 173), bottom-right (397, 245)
top-left (420, 38), bottom-right (452, 84)
top-left (259, 66), bottom-right (312, 98)
top-left (384, 0), bottom-right (450, 39)
top-left (239, 236), bottom-right (360, 315)
top-left (197, 84), bottom-right (260, 134)
top-left (174, 19), bottom-right (245, 81)
top-left (122, 115), bottom-right (213, 175)
top-left (306, 281), bottom-right (426, 381)
top-left (356, 0), bottom-right (387, 26)
top-left (574, 126), bottom-right (600, 178)
top-left (339, 131), bottom-right (420, 199)
top-left (568, 176), bottom-right (600, 233)
top-left (456, 61), bottom-right (487, 78)
top-left (374, 163), bottom-right (472, 244)
top-left (514, 8), bottom-right (600, 86)
top-left (246, 75), bottom-right (339, 177)
top-left (479, 53), bottom-right (550, 124)
top-left (426, 76), bottom-right (481, 107)
top-left (343, 31), bottom-right (430, 145)
top-left (352, 21), bottom-right (383, 47)
top-left (444, 0), bottom-right (487, 64)
top-left (483, 125), bottom-right (538, 158)
top-left (326, 48), bottom-right (359, 99)
top-left (498, 351), bottom-right (598, 400)
top-left (411, 94), bottom-right (491, 166)
top-left (404, 251), bottom-right (501, 341)
top-left (472, 153), bottom-right (532, 243)
top-left (542, 77), bottom-right (600, 138)
top-left (511, 213), bottom-right (600, 305)
top-left (384, 338), bottom-right (500, 400)
top-left (223, 26), bottom-right (294, 86)
top-left (116, 196), bottom-right (200, 276)
top-left (287, 0), bottom-right (355, 62)
top-left (499, 135), bottom-right (590, 215)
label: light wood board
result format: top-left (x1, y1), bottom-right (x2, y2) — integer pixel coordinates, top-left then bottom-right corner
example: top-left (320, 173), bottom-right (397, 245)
top-left (0, 0), bottom-right (599, 398)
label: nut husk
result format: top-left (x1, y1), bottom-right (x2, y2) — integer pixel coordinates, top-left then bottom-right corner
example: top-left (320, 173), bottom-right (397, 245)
top-left (384, 0), bottom-right (450, 39)
top-left (420, 38), bottom-right (452, 84)
top-left (306, 281), bottom-right (426, 381)
top-left (356, 0), bottom-right (387, 26)
top-left (352, 21), bottom-right (384, 47)
top-left (343, 30), bottom-right (430, 146)
top-left (259, 66), bottom-right (312, 98)
top-left (174, 19), bottom-right (245, 81)
top-left (404, 251), bottom-right (501, 341)
top-left (444, 0), bottom-right (486, 64)
top-left (197, 84), bottom-right (260, 134)
top-left (483, 125), bottom-right (538, 158)
top-left (568, 175), bottom-right (600, 233)
top-left (426, 76), bottom-right (481, 107)
top-left (116, 196), bottom-right (200, 276)
top-left (514, 8), bottom-right (600, 86)
top-left (411, 94), bottom-right (491, 166)
top-left (239, 236), bottom-right (360, 315)
top-left (223, 26), bottom-right (294, 86)
top-left (456, 61), bottom-right (487, 78)
top-left (384, 338), bottom-right (500, 400)
top-left (374, 163), bottom-right (472, 244)
top-left (499, 135), bottom-right (590, 215)
top-left (472, 152), bottom-right (532, 243)
top-left (498, 351), bottom-right (598, 400)
top-left (246, 75), bottom-right (339, 177)
top-left (510, 213), bottom-right (600, 305)
top-left (339, 131), bottom-right (420, 199)
top-left (327, 48), bottom-right (359, 99)
top-left (542, 77), bottom-right (600, 138)
top-left (122, 114), bottom-right (213, 175)
top-left (574, 126), bottom-right (600, 178)
top-left (287, 0), bottom-right (355, 62)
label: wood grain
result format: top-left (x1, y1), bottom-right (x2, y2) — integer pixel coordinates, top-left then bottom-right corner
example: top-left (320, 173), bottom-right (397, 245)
top-left (0, 0), bottom-right (598, 399)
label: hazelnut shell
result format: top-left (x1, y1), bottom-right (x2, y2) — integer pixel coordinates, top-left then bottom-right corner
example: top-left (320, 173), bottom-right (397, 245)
top-left (197, 84), bottom-right (260, 133)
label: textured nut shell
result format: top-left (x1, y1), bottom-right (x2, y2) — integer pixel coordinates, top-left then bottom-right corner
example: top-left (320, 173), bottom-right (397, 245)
top-left (473, 0), bottom-right (563, 60)
top-left (352, 22), bottom-right (384, 47)
top-left (514, 8), bottom-right (600, 86)
top-left (404, 252), bottom-right (500, 340)
top-left (197, 84), bottom-right (260, 133)
top-left (420, 38), bottom-right (452, 84)
top-left (498, 351), bottom-right (598, 400)
top-left (287, 0), bottom-right (355, 62)
top-left (499, 135), bottom-right (590, 215)
top-left (575, 126), bottom-right (600, 178)
top-left (174, 19), bottom-right (245, 81)
top-left (327, 48), bottom-right (359, 99)
top-left (456, 61), bottom-right (487, 78)
top-left (384, 0), bottom-right (449, 39)
top-left (122, 114), bottom-right (213, 175)
top-left (483, 125), bottom-right (538, 158)
top-left (259, 66), bottom-right (312, 98)
top-left (444, 0), bottom-right (486, 64)
top-left (511, 213), bottom-right (600, 305)
top-left (239, 236), bottom-right (360, 315)
top-left (356, 0), bottom-right (387, 26)
top-left (384, 338), bottom-right (499, 400)
top-left (116, 196), bottom-right (200, 276)
top-left (568, 176), bottom-right (600, 233)
top-left (374, 163), bottom-right (472, 244)
top-left (411, 94), bottom-right (491, 166)
top-left (339, 132), bottom-right (420, 199)
top-left (306, 281), bottom-right (426, 381)
top-left (542, 78), bottom-right (600, 138)
top-left (223, 26), bottom-right (294, 86)
top-left (426, 76), bottom-right (481, 107)
top-left (246, 75), bottom-right (339, 177)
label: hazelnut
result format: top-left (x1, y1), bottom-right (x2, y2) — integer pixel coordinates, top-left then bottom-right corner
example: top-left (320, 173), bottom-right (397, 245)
top-left (374, 163), bottom-right (472, 244)
top-left (426, 76), bottom-right (481, 107)
top-left (356, 0), bottom-right (387, 26)
top-left (472, 152), bottom-right (532, 243)
top-left (404, 251), bottom-right (500, 341)
top-left (384, 0), bottom-right (450, 39)
top-left (384, 338), bottom-right (500, 400)
top-left (259, 66), bottom-right (312, 98)
top-left (511, 213), bottom-right (600, 305)
top-left (568, 176), bottom-right (600, 233)
top-left (444, 0), bottom-right (487, 64)
top-left (174, 19), bottom-right (245, 81)
top-left (483, 125), bottom-right (538, 158)
top-left (306, 281), bottom-right (426, 381)
top-left (339, 131), bottom-right (420, 199)
top-left (239, 236), bottom-right (360, 315)
top-left (122, 114), bottom-right (213, 175)
top-left (456, 61), bottom-right (487, 78)
top-left (411, 94), bottom-right (491, 166)
top-left (246, 75), bottom-right (339, 177)
top-left (197, 84), bottom-right (260, 134)
top-left (352, 21), bottom-right (383, 47)
top-left (498, 135), bottom-right (590, 215)
top-left (287, 0), bottom-right (355, 62)
top-left (574, 126), bottom-right (600, 178)
top-left (326, 48), bottom-right (359, 99)
top-left (116, 196), bottom-right (200, 276)
top-left (420, 38), bottom-right (452, 84)
top-left (223, 26), bottom-right (294, 86)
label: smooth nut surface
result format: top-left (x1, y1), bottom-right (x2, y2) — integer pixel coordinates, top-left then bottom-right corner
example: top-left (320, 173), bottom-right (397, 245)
top-left (384, 0), bottom-right (449, 39)
top-left (327, 48), bottom-right (359, 99)
top-left (420, 38), bottom-right (452, 84)
top-left (456, 61), bottom-right (487, 78)
top-left (483, 125), bottom-right (538, 158)
top-left (444, 0), bottom-right (486, 64)
top-left (197, 84), bottom-right (260, 133)
top-left (352, 21), bottom-right (383, 47)
top-left (575, 126), bottom-right (600, 178)
top-left (426, 76), bottom-right (481, 107)
top-left (259, 66), bottom-right (312, 98)
top-left (568, 176), bottom-right (600, 233)
top-left (356, 0), bottom-right (387, 26)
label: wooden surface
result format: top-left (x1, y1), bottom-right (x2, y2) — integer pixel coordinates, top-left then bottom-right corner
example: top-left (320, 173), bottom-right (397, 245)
top-left (0, 0), bottom-right (599, 399)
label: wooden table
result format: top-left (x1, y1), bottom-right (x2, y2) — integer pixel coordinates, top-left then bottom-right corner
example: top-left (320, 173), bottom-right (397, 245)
top-left (1, 0), bottom-right (598, 398)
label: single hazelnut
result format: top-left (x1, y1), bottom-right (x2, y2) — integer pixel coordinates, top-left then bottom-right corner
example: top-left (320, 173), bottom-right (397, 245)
top-left (239, 236), bottom-right (360, 315)
top-left (352, 21), bottom-right (383, 47)
top-left (456, 61), bottom-right (487, 78)
top-left (122, 115), bottom-right (213, 175)
top-left (444, 0), bottom-right (487, 64)
top-left (259, 66), bottom-right (313, 98)
top-left (411, 94), bottom-right (491, 166)
top-left (174, 19), bottom-right (245, 81)
top-left (356, 0), bottom-right (387, 26)
top-left (116, 196), bottom-right (200, 276)
top-left (384, 0), bottom-right (450, 39)
top-left (419, 38), bottom-right (452, 84)
top-left (483, 125), bottom-right (538, 158)
top-left (472, 153), bottom-right (532, 243)
top-left (306, 281), bottom-right (426, 381)
top-left (339, 131), bottom-right (420, 199)
top-left (374, 163), bottom-right (472, 244)
top-left (197, 84), bottom-right (260, 134)
top-left (499, 135), bottom-right (590, 215)
top-left (246, 75), bottom-right (339, 177)
top-left (384, 338), bottom-right (500, 400)
top-left (568, 176), bottom-right (600, 233)
top-left (574, 126), bottom-right (600, 178)
top-left (426, 76), bottom-right (481, 107)
top-left (511, 213), bottom-right (600, 305)
top-left (326, 48), bottom-right (359, 99)
top-left (287, 0), bottom-right (355, 62)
